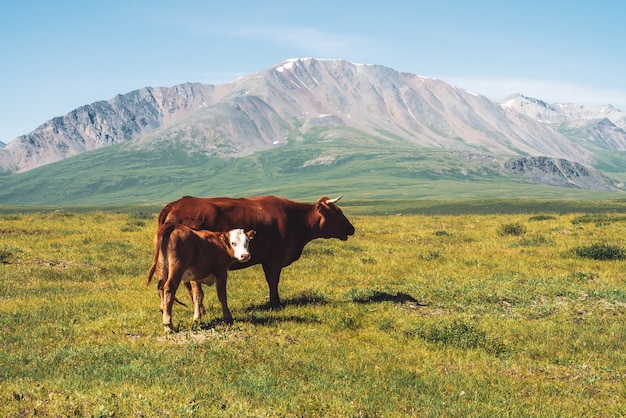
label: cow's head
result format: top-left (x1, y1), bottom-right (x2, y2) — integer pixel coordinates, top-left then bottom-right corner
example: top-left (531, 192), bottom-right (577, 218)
top-left (315, 195), bottom-right (355, 241)
top-left (227, 229), bottom-right (255, 262)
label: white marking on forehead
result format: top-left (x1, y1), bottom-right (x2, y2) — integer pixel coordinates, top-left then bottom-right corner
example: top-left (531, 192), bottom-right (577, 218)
top-left (228, 228), bottom-right (251, 261)
top-left (228, 228), bottom-right (246, 244)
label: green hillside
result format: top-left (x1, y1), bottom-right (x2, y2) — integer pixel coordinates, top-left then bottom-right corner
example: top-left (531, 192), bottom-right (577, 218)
top-left (0, 131), bottom-right (624, 206)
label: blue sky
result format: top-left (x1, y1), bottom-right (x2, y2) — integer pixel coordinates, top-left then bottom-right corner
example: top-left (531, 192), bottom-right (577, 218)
top-left (2, 0), bottom-right (625, 143)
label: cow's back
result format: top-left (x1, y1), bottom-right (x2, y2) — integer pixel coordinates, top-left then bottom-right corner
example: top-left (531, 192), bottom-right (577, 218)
top-left (159, 196), bottom-right (223, 230)
top-left (159, 196), bottom-right (300, 268)
top-left (160, 196), bottom-right (287, 230)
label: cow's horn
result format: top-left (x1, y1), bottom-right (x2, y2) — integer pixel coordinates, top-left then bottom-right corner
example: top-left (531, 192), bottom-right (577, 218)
top-left (325, 195), bottom-right (343, 205)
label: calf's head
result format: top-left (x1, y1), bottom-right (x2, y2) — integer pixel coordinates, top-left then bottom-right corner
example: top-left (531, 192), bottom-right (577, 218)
top-left (226, 229), bottom-right (255, 262)
top-left (315, 195), bottom-right (355, 241)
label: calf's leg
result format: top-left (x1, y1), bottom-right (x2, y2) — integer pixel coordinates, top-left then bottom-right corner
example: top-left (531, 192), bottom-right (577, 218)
top-left (157, 262), bottom-right (168, 314)
top-left (162, 272), bottom-right (182, 333)
top-left (191, 281), bottom-right (205, 321)
top-left (157, 278), bottom-right (166, 314)
top-left (184, 282), bottom-right (205, 318)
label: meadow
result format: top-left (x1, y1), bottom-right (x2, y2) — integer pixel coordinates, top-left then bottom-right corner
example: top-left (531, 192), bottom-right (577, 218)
top-left (1, 201), bottom-right (625, 416)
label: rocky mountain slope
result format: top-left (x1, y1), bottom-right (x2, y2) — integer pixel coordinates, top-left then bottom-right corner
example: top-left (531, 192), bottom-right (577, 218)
top-left (0, 83), bottom-right (215, 172)
top-left (1, 58), bottom-right (625, 196)
top-left (500, 94), bottom-right (626, 155)
top-left (502, 156), bottom-right (619, 191)
top-left (500, 94), bottom-right (626, 128)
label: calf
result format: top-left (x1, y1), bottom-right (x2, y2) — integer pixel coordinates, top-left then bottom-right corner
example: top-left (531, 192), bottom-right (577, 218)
top-left (146, 223), bottom-right (255, 332)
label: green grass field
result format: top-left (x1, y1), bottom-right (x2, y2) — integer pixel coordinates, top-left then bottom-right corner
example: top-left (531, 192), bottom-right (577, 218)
top-left (1, 201), bottom-right (626, 416)
top-left (1, 135), bottom-right (624, 206)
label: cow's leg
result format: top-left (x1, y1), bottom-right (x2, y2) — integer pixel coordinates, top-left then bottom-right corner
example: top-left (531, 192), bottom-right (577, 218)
top-left (215, 274), bottom-right (233, 324)
top-left (191, 281), bottom-right (205, 321)
top-left (262, 263), bottom-right (282, 308)
top-left (162, 272), bottom-right (182, 333)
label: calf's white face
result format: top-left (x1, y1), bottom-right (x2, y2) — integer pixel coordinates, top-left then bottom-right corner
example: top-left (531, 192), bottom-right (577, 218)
top-left (228, 229), bottom-right (253, 262)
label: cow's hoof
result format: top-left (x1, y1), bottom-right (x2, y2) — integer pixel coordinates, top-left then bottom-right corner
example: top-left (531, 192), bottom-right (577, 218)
top-left (269, 299), bottom-right (282, 309)
top-left (163, 324), bottom-right (178, 333)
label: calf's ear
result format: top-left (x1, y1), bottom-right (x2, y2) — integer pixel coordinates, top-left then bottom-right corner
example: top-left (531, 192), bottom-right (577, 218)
top-left (246, 230), bottom-right (256, 240)
top-left (220, 233), bottom-right (231, 247)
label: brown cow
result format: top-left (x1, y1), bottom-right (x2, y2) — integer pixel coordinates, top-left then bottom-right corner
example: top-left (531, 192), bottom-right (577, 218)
top-left (158, 195), bottom-right (355, 309)
top-left (146, 223), bottom-right (255, 332)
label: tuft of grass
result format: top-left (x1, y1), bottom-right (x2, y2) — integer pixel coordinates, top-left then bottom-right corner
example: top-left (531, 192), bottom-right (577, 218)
top-left (497, 221), bottom-right (527, 236)
top-left (571, 213), bottom-right (626, 226)
top-left (0, 245), bottom-right (21, 264)
top-left (406, 319), bottom-right (510, 357)
top-left (528, 214), bottom-right (557, 221)
top-left (419, 250), bottom-right (444, 261)
top-left (0, 247), bottom-right (14, 264)
top-left (515, 235), bottom-right (554, 247)
top-left (573, 243), bottom-right (626, 260)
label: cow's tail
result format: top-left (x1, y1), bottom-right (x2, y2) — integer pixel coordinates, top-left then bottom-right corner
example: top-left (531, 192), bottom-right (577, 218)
top-left (146, 223), bottom-right (176, 286)
top-left (157, 202), bottom-right (173, 226)
top-left (145, 263), bottom-right (157, 286)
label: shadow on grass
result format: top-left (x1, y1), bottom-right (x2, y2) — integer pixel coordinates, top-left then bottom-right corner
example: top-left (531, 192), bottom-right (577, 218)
top-left (243, 314), bottom-right (322, 326)
top-left (194, 290), bottom-right (425, 330)
top-left (347, 289), bottom-right (427, 306)
top-left (194, 313), bottom-right (321, 330)
top-left (245, 290), bottom-right (328, 313)
top-left (192, 291), bottom-right (327, 330)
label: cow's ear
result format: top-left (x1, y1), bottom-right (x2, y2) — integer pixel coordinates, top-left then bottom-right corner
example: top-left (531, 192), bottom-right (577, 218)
top-left (220, 233), bottom-right (230, 247)
top-left (246, 230), bottom-right (256, 240)
top-left (316, 196), bottom-right (331, 211)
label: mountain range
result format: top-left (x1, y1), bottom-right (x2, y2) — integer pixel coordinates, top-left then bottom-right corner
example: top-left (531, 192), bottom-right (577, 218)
top-left (1, 58), bottom-right (625, 205)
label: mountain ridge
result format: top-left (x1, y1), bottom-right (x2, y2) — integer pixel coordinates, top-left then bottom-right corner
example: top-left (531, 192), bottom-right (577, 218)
top-left (1, 58), bottom-right (625, 205)
top-left (4, 58), bottom-right (626, 174)
top-left (499, 93), bottom-right (626, 127)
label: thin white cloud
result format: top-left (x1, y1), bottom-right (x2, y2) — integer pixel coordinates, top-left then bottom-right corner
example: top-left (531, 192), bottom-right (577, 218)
top-left (233, 26), bottom-right (366, 56)
top-left (439, 76), bottom-right (626, 110)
